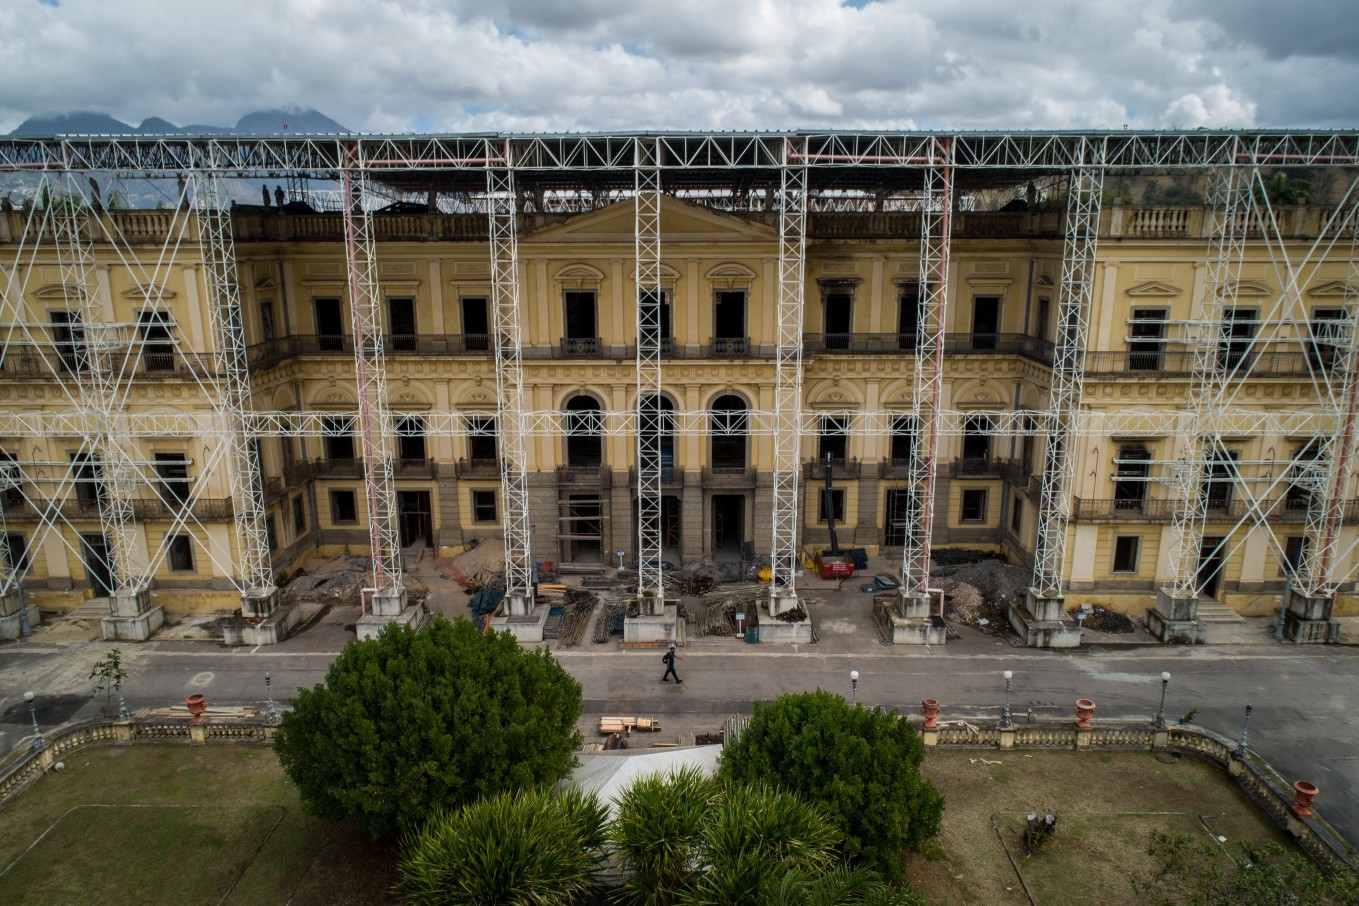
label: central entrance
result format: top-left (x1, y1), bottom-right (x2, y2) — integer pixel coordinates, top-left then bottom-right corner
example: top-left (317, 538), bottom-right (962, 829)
top-left (712, 494), bottom-right (744, 562)
top-left (397, 490), bottom-right (433, 548)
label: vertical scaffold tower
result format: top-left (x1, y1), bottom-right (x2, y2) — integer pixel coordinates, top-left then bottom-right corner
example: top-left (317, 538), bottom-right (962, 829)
top-left (53, 170), bottom-right (160, 639)
top-left (769, 138), bottom-right (808, 618)
top-left (487, 147), bottom-right (539, 631)
top-left (340, 148), bottom-right (408, 637)
top-left (1011, 138), bottom-right (1105, 647)
top-left (1152, 156), bottom-right (1250, 643)
top-left (192, 169), bottom-right (291, 641)
top-left (634, 138), bottom-right (668, 629)
top-left (894, 144), bottom-right (953, 644)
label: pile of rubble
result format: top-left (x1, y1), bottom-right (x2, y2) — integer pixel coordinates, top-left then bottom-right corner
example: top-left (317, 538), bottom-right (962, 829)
top-left (1082, 605), bottom-right (1137, 633)
top-left (931, 551), bottom-right (1029, 634)
top-left (280, 555), bottom-right (430, 608)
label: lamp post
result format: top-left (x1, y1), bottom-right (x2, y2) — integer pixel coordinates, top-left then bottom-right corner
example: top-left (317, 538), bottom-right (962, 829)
top-left (265, 672), bottom-right (278, 724)
top-left (117, 682), bottom-right (130, 722)
top-left (1154, 671), bottom-right (1171, 729)
top-left (1236, 702), bottom-right (1253, 759)
top-left (23, 690), bottom-right (45, 750)
top-left (850, 670), bottom-right (859, 706)
top-left (1000, 670), bottom-right (1013, 729)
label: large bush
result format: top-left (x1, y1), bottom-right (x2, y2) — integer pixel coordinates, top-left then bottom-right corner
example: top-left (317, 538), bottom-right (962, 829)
top-left (718, 689), bottom-right (944, 879)
top-left (275, 615), bottom-right (583, 837)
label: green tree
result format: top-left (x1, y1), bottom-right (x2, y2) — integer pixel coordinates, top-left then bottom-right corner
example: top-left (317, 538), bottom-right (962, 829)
top-left (1256, 170), bottom-right (1315, 207)
top-left (274, 615), bottom-right (583, 837)
top-left (719, 690), bottom-right (944, 880)
top-left (394, 786), bottom-right (608, 906)
top-left (611, 765), bottom-right (721, 905)
top-left (88, 647), bottom-right (128, 715)
top-left (1135, 832), bottom-right (1359, 905)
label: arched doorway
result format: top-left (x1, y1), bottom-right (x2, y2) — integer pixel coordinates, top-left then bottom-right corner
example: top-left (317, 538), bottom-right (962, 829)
top-left (564, 395), bottom-right (604, 468)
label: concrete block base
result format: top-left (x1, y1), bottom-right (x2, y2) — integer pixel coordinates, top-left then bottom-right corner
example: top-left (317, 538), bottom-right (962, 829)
top-left (624, 603), bottom-right (678, 643)
top-left (490, 603), bottom-right (551, 642)
top-left (102, 605), bottom-right (165, 641)
top-left (0, 595), bottom-right (40, 639)
top-left (1008, 590), bottom-right (1082, 648)
top-left (891, 614), bottom-right (948, 645)
top-left (370, 587), bottom-right (409, 618)
top-left (241, 588), bottom-right (281, 619)
top-left (757, 600), bottom-right (813, 643)
top-left (1148, 588), bottom-right (1206, 644)
top-left (108, 589), bottom-right (153, 618)
top-left (221, 604), bottom-right (301, 647)
top-left (1284, 614), bottom-right (1342, 644)
top-left (769, 588), bottom-right (800, 616)
top-left (356, 603), bottom-right (430, 641)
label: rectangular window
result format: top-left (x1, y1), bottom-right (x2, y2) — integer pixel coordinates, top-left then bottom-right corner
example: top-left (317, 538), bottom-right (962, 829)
top-left (387, 297), bottom-right (416, 351)
top-left (396, 415), bottom-right (427, 462)
top-left (564, 291), bottom-right (598, 340)
top-left (330, 490), bottom-right (358, 524)
top-left (0, 450), bottom-right (22, 507)
top-left (1112, 535), bottom-right (1140, 573)
top-left (1034, 296), bottom-right (1051, 341)
top-left (823, 292), bottom-right (853, 349)
top-left (1283, 536), bottom-right (1308, 576)
top-left (1128, 308), bottom-right (1166, 371)
top-left (960, 488), bottom-right (988, 523)
top-left (291, 496), bottom-right (306, 535)
top-left (462, 297), bottom-right (489, 351)
top-left (897, 285), bottom-right (920, 351)
top-left (472, 490), bottom-right (498, 523)
top-left (168, 534), bottom-right (194, 572)
top-left (50, 310), bottom-right (87, 372)
top-left (889, 415), bottom-right (915, 463)
top-left (154, 452), bottom-right (190, 506)
top-left (1, 532), bottom-right (29, 572)
top-left (265, 515), bottom-right (278, 552)
top-left (322, 416), bottom-right (355, 462)
top-left (467, 416), bottom-right (498, 463)
top-left (1114, 446), bottom-right (1151, 509)
top-left (1218, 307), bottom-right (1256, 370)
top-left (1285, 440), bottom-right (1322, 511)
top-left (1309, 308), bottom-right (1348, 369)
top-left (818, 415), bottom-right (849, 462)
top-left (714, 290), bottom-right (746, 343)
top-left (314, 297), bottom-right (344, 351)
top-left (971, 295), bottom-right (1001, 350)
top-left (818, 488), bottom-right (846, 523)
top-left (71, 452), bottom-right (104, 508)
top-left (259, 300), bottom-right (276, 341)
top-left (961, 414), bottom-right (991, 462)
top-left (1011, 496), bottom-right (1024, 533)
top-left (138, 310), bottom-right (175, 372)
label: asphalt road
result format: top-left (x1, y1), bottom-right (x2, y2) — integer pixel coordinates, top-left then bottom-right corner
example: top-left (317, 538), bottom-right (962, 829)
top-left (2, 624), bottom-right (1356, 847)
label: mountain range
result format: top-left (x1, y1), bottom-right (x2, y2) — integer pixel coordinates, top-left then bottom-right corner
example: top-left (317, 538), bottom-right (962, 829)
top-left (10, 107), bottom-right (349, 136)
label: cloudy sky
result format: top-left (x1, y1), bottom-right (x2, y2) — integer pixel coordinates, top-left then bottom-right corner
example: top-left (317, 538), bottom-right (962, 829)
top-left (2, 0), bottom-right (1357, 134)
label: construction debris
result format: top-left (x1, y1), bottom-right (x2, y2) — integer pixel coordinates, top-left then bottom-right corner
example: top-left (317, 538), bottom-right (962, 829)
top-left (555, 588), bottom-right (598, 647)
top-left (1082, 605), bottom-right (1137, 633)
top-left (279, 555), bottom-right (429, 608)
top-left (593, 598), bottom-right (628, 644)
top-left (599, 715), bottom-right (662, 734)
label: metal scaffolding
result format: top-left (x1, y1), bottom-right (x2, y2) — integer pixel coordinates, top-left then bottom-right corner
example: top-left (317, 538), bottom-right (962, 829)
top-left (770, 139), bottom-right (808, 613)
top-left (192, 170), bottom-right (274, 610)
top-left (486, 154), bottom-right (535, 615)
top-left (635, 138), bottom-right (665, 610)
top-left (1030, 143), bottom-right (1105, 600)
top-left (339, 152), bottom-right (403, 604)
top-left (900, 154), bottom-right (953, 599)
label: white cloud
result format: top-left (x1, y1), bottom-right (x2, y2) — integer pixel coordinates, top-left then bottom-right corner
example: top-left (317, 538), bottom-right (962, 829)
top-left (0, 0), bottom-right (1354, 133)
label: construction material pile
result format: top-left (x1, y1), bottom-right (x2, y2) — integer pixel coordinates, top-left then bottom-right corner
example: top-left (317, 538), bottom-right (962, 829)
top-left (280, 556), bottom-right (429, 608)
top-left (675, 574), bottom-right (716, 596)
top-left (1083, 605), bottom-right (1137, 633)
top-left (556, 588), bottom-right (598, 647)
top-left (470, 575), bottom-right (506, 624)
top-left (770, 602), bottom-right (808, 623)
top-left (930, 551), bottom-right (1030, 634)
top-left (698, 599), bottom-right (738, 637)
top-left (593, 597), bottom-right (628, 644)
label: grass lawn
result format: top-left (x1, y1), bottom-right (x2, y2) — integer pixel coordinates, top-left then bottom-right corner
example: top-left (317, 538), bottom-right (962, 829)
top-left (0, 745), bottom-right (397, 906)
top-left (0, 743), bottom-right (1298, 905)
top-left (909, 749), bottom-right (1292, 905)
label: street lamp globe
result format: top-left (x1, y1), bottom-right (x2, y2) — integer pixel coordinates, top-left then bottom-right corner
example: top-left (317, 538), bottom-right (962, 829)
top-left (850, 670), bottom-right (859, 681)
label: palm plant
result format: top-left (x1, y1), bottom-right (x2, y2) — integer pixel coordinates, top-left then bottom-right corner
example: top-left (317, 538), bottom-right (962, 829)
top-left (1256, 170), bottom-right (1314, 206)
top-left (759, 864), bottom-right (927, 906)
top-left (610, 766), bottom-right (720, 906)
top-left (394, 786), bottom-right (607, 906)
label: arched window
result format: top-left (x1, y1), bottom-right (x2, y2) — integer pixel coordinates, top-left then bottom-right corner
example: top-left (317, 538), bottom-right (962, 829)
top-left (709, 394), bottom-right (748, 469)
top-left (564, 395), bottom-right (604, 468)
top-left (638, 394), bottom-right (677, 480)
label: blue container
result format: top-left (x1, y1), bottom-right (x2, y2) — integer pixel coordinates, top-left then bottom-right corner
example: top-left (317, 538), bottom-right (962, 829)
top-left (745, 626), bottom-right (759, 644)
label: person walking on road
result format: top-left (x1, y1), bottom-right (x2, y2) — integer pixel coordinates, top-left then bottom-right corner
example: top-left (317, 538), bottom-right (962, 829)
top-left (661, 644), bottom-right (682, 683)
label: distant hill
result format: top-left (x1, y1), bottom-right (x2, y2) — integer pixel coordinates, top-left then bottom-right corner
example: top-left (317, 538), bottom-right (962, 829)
top-left (11, 107), bottom-right (349, 136)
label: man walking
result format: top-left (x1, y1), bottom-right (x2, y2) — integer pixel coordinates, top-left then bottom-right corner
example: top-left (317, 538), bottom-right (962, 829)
top-left (661, 644), bottom-right (682, 683)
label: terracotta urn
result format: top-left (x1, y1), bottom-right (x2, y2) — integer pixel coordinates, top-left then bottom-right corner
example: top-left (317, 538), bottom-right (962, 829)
top-left (1074, 698), bottom-right (1096, 729)
top-left (186, 693), bottom-right (207, 724)
top-left (920, 698), bottom-right (941, 729)
top-left (1292, 780), bottom-right (1319, 818)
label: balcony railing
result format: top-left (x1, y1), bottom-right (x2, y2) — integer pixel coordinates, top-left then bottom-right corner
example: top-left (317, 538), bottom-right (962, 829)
top-left (801, 332), bottom-right (1054, 364)
top-left (556, 465), bottom-right (610, 486)
top-left (805, 457), bottom-right (860, 480)
top-left (949, 457), bottom-right (1019, 478)
top-left (0, 345), bottom-right (222, 381)
top-left (628, 466), bottom-right (681, 487)
top-left (701, 466), bottom-right (756, 487)
top-left (313, 457), bottom-right (365, 478)
top-left (455, 458), bottom-right (502, 478)
top-left (392, 458), bottom-right (436, 479)
top-left (561, 337), bottom-right (602, 357)
top-left (1084, 349), bottom-right (1345, 378)
top-left (0, 497), bottom-right (233, 523)
top-left (1070, 496), bottom-right (1358, 522)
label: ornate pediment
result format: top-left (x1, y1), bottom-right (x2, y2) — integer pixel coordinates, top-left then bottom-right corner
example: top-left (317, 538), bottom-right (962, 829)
top-left (1228, 280), bottom-right (1272, 297)
top-left (705, 262), bottom-right (756, 288)
top-left (32, 283), bottom-right (86, 300)
top-left (524, 196), bottom-right (777, 243)
top-left (554, 263), bottom-right (606, 288)
top-left (1126, 280), bottom-right (1183, 297)
top-left (1308, 280), bottom-right (1357, 297)
top-left (254, 276), bottom-right (277, 291)
top-left (119, 282), bottom-right (177, 301)
top-left (1033, 274), bottom-right (1056, 288)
